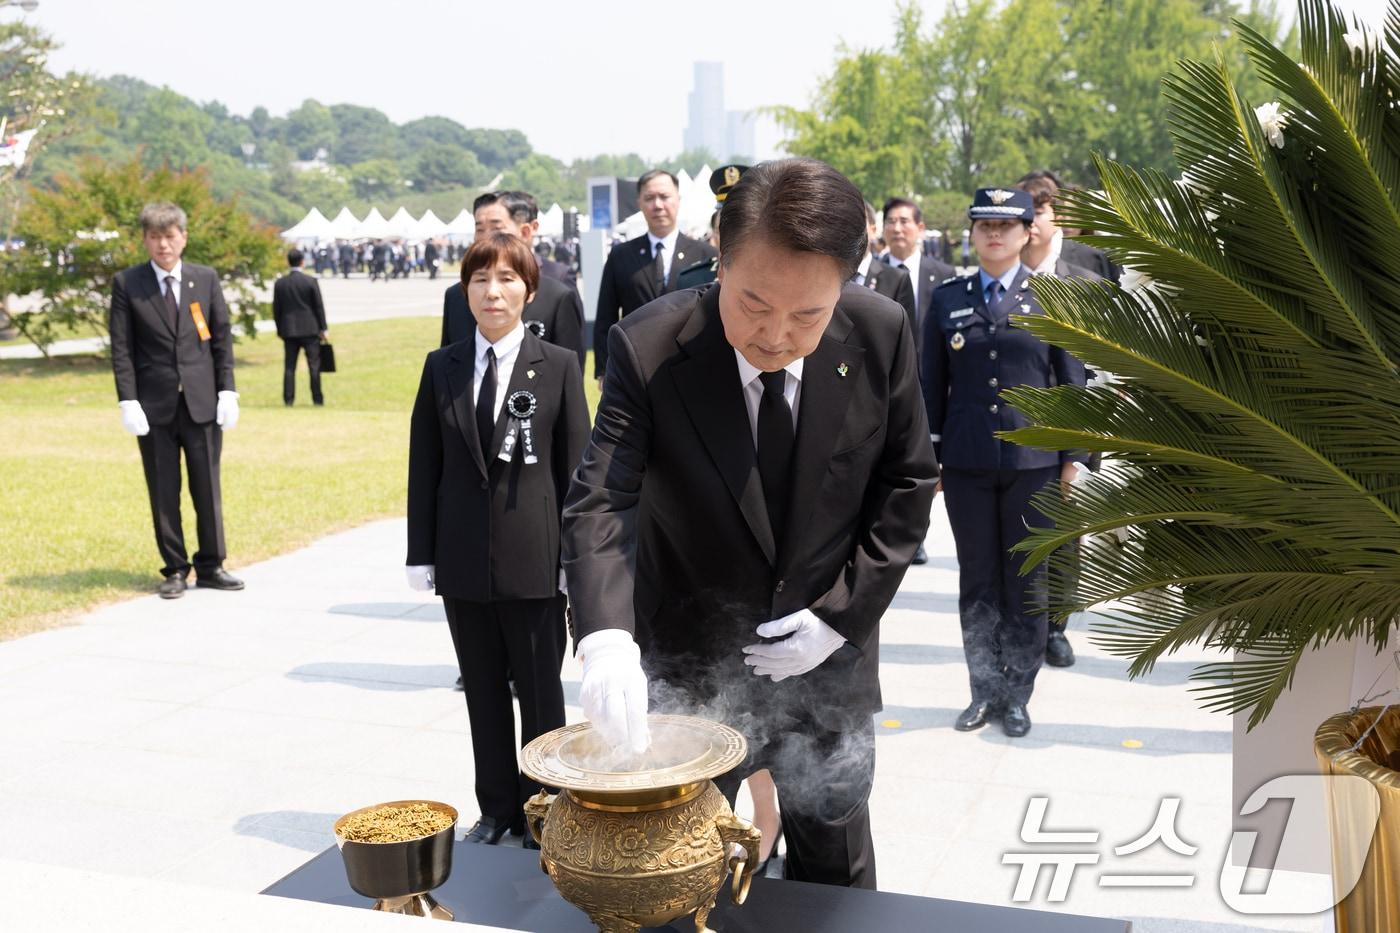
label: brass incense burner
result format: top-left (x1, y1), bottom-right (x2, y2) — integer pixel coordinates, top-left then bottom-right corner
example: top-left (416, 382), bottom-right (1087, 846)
top-left (522, 715), bottom-right (761, 933)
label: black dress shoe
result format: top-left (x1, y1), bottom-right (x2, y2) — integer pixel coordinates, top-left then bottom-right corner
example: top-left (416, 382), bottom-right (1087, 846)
top-left (1003, 703), bottom-right (1032, 737)
top-left (1045, 629), bottom-right (1076, 667)
top-left (954, 700), bottom-right (1001, 731)
top-left (463, 816), bottom-right (514, 845)
top-left (195, 569), bottom-right (244, 591)
top-left (158, 574), bottom-right (187, 600)
top-left (912, 544), bottom-right (928, 565)
top-left (455, 676), bottom-right (464, 691)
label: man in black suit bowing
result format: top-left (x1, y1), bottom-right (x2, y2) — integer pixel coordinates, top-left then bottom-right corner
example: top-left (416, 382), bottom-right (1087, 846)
top-left (271, 249), bottom-right (329, 406)
top-left (109, 203), bottom-right (244, 599)
top-left (440, 191), bottom-right (585, 368)
top-left (591, 169), bottom-right (716, 382)
top-left (562, 160), bottom-right (939, 889)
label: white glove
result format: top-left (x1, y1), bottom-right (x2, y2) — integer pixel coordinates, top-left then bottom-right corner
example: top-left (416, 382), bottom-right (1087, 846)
top-left (742, 608), bottom-right (847, 682)
top-left (216, 391), bottom-right (240, 430)
top-left (578, 628), bottom-right (650, 756)
top-left (558, 568), bottom-right (568, 595)
top-left (405, 565), bottom-right (435, 591)
top-left (118, 400), bottom-right (149, 436)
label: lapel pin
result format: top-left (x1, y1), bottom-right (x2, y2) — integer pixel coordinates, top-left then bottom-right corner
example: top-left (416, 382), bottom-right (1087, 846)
top-left (677, 252), bottom-right (685, 261)
top-left (837, 362), bottom-right (849, 377)
top-left (1020, 303), bottom-right (1030, 312)
top-left (951, 332), bottom-right (966, 351)
top-left (527, 369), bottom-right (536, 379)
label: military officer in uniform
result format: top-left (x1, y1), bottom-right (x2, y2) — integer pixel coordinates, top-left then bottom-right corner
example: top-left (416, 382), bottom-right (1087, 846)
top-left (921, 187), bottom-right (1086, 738)
top-left (676, 164), bottom-right (747, 291)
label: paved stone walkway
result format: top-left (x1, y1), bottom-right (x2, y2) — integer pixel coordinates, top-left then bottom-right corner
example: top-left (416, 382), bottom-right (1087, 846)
top-left (0, 505), bottom-right (1332, 932)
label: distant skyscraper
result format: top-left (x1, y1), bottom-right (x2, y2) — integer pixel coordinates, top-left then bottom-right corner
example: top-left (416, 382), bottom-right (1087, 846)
top-left (683, 62), bottom-right (727, 159)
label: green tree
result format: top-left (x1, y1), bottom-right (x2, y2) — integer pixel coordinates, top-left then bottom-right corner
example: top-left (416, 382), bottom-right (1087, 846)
top-left (283, 98), bottom-right (337, 160)
top-left (499, 152), bottom-right (569, 206)
top-left (329, 104), bottom-right (398, 164)
top-left (464, 128), bottom-right (532, 171)
top-left (400, 115), bottom-right (473, 154)
top-left (1004, 0), bottom-right (1400, 726)
top-left (773, 6), bottom-right (938, 203)
top-left (129, 88), bottom-right (215, 170)
top-left (411, 142), bottom-right (487, 192)
top-left (4, 157), bottom-right (282, 355)
top-left (347, 158), bottom-right (406, 200)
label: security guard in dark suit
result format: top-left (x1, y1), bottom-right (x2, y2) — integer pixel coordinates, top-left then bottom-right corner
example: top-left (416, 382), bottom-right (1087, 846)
top-left (591, 169), bottom-right (718, 379)
top-left (676, 164), bottom-right (748, 291)
top-left (271, 249), bottom-right (329, 406)
top-left (921, 187), bottom-right (1086, 738)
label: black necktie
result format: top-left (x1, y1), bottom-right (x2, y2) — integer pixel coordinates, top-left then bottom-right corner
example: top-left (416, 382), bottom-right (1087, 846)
top-left (757, 370), bottom-right (794, 544)
top-left (653, 241), bottom-right (667, 295)
top-left (476, 347), bottom-right (497, 455)
top-left (163, 275), bottom-right (179, 332)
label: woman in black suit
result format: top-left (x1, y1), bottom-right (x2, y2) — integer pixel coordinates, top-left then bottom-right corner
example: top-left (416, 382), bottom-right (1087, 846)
top-left (406, 233), bottom-right (591, 846)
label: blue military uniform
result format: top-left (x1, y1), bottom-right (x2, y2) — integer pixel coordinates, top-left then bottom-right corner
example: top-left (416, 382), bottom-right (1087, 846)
top-left (920, 187), bottom-right (1086, 734)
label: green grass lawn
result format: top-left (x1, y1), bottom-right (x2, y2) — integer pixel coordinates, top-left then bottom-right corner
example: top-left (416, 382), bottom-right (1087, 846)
top-left (0, 317), bottom-right (601, 640)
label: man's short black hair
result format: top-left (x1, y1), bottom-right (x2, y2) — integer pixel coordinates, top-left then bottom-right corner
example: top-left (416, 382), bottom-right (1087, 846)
top-left (1017, 169), bottom-right (1065, 189)
top-left (881, 197), bottom-right (923, 225)
top-left (472, 190), bottom-right (538, 223)
top-left (287, 248), bottom-right (304, 267)
top-left (718, 158), bottom-right (867, 281)
top-left (636, 169), bottom-right (679, 194)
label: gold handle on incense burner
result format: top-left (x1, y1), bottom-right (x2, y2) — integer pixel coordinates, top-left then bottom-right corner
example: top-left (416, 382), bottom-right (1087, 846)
top-left (715, 812), bottom-right (762, 905)
top-left (523, 791), bottom-right (554, 868)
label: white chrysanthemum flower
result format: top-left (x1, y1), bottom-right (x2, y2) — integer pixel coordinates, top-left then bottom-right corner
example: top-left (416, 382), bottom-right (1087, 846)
top-left (1343, 28), bottom-right (1379, 57)
top-left (1254, 102), bottom-right (1288, 149)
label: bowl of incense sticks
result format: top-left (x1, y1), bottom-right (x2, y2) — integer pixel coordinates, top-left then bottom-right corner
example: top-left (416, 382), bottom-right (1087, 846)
top-left (333, 799), bottom-right (458, 919)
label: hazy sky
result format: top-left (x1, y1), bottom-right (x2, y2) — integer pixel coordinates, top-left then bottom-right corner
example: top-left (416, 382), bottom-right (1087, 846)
top-left (22, 0), bottom-right (1391, 163)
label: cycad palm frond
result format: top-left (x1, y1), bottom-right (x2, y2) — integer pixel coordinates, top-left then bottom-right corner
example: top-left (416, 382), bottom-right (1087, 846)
top-left (1001, 0), bottom-right (1400, 728)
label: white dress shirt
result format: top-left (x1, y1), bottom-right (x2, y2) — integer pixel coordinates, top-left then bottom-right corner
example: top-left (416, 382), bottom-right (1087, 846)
top-left (151, 260), bottom-right (183, 303)
top-left (472, 322), bottom-right (525, 422)
top-left (647, 229), bottom-right (680, 282)
top-left (886, 249), bottom-right (922, 314)
top-left (853, 252), bottom-right (874, 286)
top-left (1029, 228), bottom-right (1064, 276)
top-left (733, 350), bottom-right (803, 449)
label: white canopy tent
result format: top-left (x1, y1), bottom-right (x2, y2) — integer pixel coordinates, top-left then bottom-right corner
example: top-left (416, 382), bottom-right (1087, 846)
top-left (280, 207), bottom-right (332, 241)
top-left (357, 207), bottom-right (392, 239)
top-left (325, 207), bottom-right (362, 239)
top-left (415, 209), bottom-right (448, 239)
top-left (444, 208), bottom-right (475, 238)
top-left (386, 207), bottom-right (418, 239)
top-left (537, 203), bottom-right (564, 238)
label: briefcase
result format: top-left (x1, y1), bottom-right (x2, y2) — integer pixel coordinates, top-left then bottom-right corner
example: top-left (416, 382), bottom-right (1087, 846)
top-left (320, 341), bottom-right (337, 373)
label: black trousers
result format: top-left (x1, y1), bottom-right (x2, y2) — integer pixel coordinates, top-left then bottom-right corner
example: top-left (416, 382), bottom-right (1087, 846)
top-left (443, 596), bottom-right (567, 823)
top-left (715, 718), bottom-right (876, 890)
top-left (282, 336), bottom-right (323, 405)
top-left (135, 399), bottom-right (225, 578)
top-left (942, 465), bottom-right (1058, 706)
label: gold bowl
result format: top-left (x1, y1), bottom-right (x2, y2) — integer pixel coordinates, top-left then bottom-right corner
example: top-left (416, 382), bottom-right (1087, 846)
top-left (521, 715), bottom-right (761, 933)
top-left (333, 799), bottom-right (458, 920)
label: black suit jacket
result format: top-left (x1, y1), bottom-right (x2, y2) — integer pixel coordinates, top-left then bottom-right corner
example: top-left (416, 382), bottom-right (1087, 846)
top-left (1060, 237), bottom-right (1121, 284)
top-left (271, 269), bottom-right (327, 339)
top-left (858, 261), bottom-right (917, 349)
top-left (441, 277), bottom-right (585, 369)
top-left (591, 233), bottom-right (717, 378)
top-left (885, 253), bottom-right (956, 336)
top-left (921, 267), bottom-right (1087, 470)
top-left (109, 262), bottom-right (235, 425)
top-left (562, 283), bottom-right (938, 721)
top-left (538, 256), bottom-right (578, 292)
top-left (407, 331), bottom-right (591, 601)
